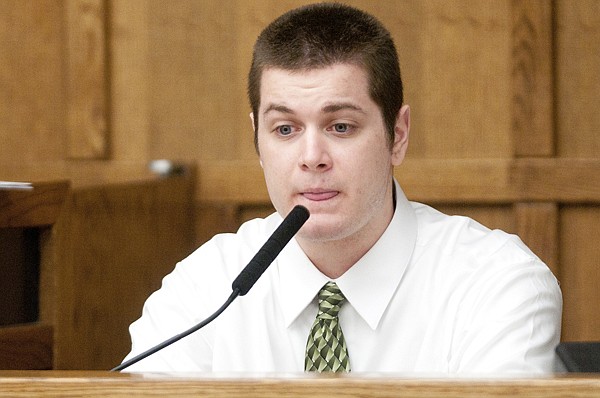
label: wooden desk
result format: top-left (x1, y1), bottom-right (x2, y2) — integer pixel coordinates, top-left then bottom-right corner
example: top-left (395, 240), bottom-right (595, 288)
top-left (0, 372), bottom-right (599, 397)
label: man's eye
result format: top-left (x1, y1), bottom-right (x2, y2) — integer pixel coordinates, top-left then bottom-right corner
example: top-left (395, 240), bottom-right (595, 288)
top-left (333, 123), bottom-right (350, 133)
top-left (276, 125), bottom-right (293, 135)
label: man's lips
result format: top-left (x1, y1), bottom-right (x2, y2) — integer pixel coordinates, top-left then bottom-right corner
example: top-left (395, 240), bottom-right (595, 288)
top-left (301, 190), bottom-right (339, 201)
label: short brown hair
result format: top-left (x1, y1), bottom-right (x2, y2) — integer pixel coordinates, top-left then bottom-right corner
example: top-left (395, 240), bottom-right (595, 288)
top-left (248, 3), bottom-right (403, 151)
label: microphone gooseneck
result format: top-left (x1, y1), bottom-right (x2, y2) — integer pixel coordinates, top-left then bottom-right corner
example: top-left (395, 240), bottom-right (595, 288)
top-left (112, 205), bottom-right (309, 371)
top-left (112, 290), bottom-right (238, 371)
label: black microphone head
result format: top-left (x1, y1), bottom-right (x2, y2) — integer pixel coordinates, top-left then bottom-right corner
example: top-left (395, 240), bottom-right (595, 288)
top-left (284, 205), bottom-right (310, 228)
top-left (231, 205), bottom-right (309, 295)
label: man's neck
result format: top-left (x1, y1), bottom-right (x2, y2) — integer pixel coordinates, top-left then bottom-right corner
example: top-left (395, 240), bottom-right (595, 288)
top-left (298, 205), bottom-right (395, 279)
top-left (300, 238), bottom-right (367, 279)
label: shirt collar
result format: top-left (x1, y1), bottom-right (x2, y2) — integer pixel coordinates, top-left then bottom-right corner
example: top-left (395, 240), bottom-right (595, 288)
top-left (278, 179), bottom-right (417, 330)
top-left (278, 239), bottom-right (329, 327)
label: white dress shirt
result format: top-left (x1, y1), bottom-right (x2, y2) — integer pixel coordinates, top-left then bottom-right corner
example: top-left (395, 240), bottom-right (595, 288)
top-left (123, 181), bottom-right (562, 373)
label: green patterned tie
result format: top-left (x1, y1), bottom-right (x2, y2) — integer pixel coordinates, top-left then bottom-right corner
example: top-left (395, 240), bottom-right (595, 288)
top-left (305, 281), bottom-right (351, 372)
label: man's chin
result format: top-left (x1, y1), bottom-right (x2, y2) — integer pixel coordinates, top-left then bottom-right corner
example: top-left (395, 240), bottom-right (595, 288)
top-left (296, 224), bottom-right (350, 244)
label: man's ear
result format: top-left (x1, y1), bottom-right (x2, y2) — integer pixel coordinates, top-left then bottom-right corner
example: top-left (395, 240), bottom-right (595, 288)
top-left (391, 104), bottom-right (410, 166)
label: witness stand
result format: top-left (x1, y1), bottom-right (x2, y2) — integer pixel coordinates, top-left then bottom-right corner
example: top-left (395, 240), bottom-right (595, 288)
top-left (0, 371), bottom-right (599, 397)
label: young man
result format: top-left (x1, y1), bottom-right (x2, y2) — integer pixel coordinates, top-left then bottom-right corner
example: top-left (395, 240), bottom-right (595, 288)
top-left (122, 3), bottom-right (562, 373)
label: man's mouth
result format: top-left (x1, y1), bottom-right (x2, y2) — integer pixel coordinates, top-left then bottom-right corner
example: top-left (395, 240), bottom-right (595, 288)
top-left (301, 190), bottom-right (339, 201)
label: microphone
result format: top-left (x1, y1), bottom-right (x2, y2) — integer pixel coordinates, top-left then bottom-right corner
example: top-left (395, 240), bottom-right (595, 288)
top-left (112, 205), bottom-right (309, 371)
top-left (232, 204), bottom-right (309, 295)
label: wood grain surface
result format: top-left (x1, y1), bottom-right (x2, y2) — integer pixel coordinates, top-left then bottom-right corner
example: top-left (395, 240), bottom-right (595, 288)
top-left (0, 372), bottom-right (599, 398)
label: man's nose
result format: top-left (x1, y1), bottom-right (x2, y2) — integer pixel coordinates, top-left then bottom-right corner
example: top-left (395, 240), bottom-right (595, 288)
top-left (299, 129), bottom-right (332, 172)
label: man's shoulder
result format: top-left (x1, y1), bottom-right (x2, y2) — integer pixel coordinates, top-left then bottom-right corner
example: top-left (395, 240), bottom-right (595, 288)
top-left (182, 212), bottom-right (281, 271)
top-left (410, 201), bottom-right (540, 267)
top-left (407, 202), bottom-right (561, 313)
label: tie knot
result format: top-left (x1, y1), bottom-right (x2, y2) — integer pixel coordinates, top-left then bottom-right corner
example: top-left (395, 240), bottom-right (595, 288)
top-left (317, 282), bottom-right (346, 319)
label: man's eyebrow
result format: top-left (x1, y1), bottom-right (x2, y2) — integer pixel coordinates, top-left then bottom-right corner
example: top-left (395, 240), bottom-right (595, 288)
top-left (322, 103), bottom-right (366, 114)
top-left (263, 104), bottom-right (294, 116)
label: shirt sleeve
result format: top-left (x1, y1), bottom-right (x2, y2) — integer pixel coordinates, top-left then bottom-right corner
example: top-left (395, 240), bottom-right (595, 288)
top-left (448, 241), bottom-right (563, 373)
top-left (120, 242), bottom-right (231, 372)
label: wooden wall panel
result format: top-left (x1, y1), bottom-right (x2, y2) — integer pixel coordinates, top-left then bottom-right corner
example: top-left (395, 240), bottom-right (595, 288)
top-left (0, 1), bottom-right (65, 163)
top-left (554, 0), bottom-right (600, 341)
top-left (560, 206), bottom-right (600, 342)
top-left (143, 0), bottom-right (250, 162)
top-left (109, 0), bottom-right (151, 161)
top-left (65, 0), bottom-right (110, 159)
top-left (52, 175), bottom-right (195, 369)
top-left (194, 203), bottom-right (239, 246)
top-left (417, 0), bottom-right (512, 158)
top-left (511, 0), bottom-right (554, 157)
top-left (556, 0), bottom-right (600, 157)
top-left (514, 202), bottom-right (558, 275)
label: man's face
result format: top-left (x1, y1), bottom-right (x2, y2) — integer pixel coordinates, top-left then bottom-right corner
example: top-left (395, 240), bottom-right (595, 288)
top-left (255, 63), bottom-right (409, 247)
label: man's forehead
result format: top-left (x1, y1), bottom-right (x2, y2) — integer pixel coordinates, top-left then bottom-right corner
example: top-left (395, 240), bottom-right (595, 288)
top-left (258, 64), bottom-right (371, 114)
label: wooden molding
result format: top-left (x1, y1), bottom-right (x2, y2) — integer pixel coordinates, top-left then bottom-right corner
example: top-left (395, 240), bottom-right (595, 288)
top-left (513, 158), bottom-right (600, 203)
top-left (4, 158), bottom-right (599, 205)
top-left (65, 0), bottom-right (109, 159)
top-left (197, 158), bottom-right (600, 204)
top-left (0, 181), bottom-right (70, 228)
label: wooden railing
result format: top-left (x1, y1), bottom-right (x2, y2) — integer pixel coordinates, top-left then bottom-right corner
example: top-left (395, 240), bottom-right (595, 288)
top-left (0, 372), bottom-right (599, 397)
